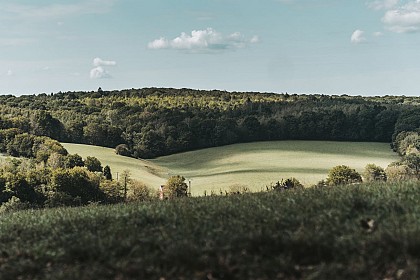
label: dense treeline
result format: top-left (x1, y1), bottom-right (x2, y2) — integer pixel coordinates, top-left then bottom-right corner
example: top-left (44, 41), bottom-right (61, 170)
top-left (0, 145), bottom-right (154, 211)
top-left (0, 88), bottom-right (418, 159)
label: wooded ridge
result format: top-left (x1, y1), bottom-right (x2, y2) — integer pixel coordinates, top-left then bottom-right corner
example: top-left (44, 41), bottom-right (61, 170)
top-left (0, 88), bottom-right (418, 159)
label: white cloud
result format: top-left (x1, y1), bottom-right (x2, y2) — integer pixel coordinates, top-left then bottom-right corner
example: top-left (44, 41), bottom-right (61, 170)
top-left (368, 0), bottom-right (399, 10)
top-left (351, 29), bottom-right (366, 43)
top-left (148, 37), bottom-right (169, 49)
top-left (148, 28), bottom-right (259, 52)
top-left (90, 66), bottom-right (111, 79)
top-left (382, 1), bottom-right (420, 33)
top-left (90, 57), bottom-right (116, 79)
top-left (373, 31), bottom-right (384, 36)
top-left (93, 57), bottom-right (117, 67)
top-left (6, 70), bottom-right (13, 76)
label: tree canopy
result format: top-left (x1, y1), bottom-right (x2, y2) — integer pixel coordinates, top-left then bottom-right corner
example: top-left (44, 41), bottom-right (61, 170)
top-left (0, 88), bottom-right (417, 159)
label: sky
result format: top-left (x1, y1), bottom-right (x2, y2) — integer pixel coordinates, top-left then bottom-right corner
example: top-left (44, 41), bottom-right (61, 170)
top-left (1, 0), bottom-right (420, 96)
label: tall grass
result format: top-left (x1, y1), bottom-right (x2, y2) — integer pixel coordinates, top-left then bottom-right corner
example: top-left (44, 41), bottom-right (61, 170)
top-left (0, 181), bottom-right (419, 279)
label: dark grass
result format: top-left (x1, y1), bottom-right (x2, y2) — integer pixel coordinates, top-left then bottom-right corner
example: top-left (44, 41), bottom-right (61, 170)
top-left (1, 182), bottom-right (420, 279)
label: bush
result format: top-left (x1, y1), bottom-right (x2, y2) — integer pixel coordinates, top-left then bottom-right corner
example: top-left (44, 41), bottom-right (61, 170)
top-left (50, 167), bottom-right (102, 204)
top-left (127, 180), bottom-right (154, 202)
top-left (0, 196), bottom-right (31, 213)
top-left (115, 144), bottom-right (131, 157)
top-left (364, 164), bottom-right (387, 182)
top-left (164, 175), bottom-right (188, 198)
top-left (64, 154), bottom-right (84, 168)
top-left (326, 165), bottom-right (362, 186)
top-left (273, 178), bottom-right (304, 191)
top-left (43, 191), bottom-right (82, 208)
top-left (84, 156), bottom-right (102, 172)
top-left (100, 180), bottom-right (124, 204)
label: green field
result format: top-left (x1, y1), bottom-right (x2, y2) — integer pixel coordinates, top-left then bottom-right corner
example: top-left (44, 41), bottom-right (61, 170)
top-left (62, 141), bottom-right (398, 195)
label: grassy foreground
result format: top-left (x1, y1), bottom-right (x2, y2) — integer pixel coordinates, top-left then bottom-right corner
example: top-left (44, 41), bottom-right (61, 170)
top-left (1, 182), bottom-right (420, 279)
top-left (62, 141), bottom-right (398, 194)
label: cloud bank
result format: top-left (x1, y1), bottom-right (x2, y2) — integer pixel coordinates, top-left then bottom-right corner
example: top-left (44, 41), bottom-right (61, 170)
top-left (382, 0), bottom-right (420, 33)
top-left (148, 28), bottom-right (259, 52)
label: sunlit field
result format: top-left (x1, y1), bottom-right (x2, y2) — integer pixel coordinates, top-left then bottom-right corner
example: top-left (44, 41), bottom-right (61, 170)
top-left (62, 141), bottom-right (398, 195)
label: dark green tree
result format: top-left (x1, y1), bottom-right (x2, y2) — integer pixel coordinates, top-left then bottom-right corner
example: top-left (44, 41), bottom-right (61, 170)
top-left (84, 156), bottom-right (103, 172)
top-left (64, 154), bottom-right (84, 168)
top-left (103, 165), bottom-right (112, 180)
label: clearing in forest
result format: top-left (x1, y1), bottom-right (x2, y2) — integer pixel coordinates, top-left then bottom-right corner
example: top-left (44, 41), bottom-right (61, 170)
top-left (62, 141), bottom-right (398, 195)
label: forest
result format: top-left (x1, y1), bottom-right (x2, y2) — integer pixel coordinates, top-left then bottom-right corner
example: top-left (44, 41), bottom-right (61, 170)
top-left (0, 88), bottom-right (418, 209)
top-left (0, 88), bottom-right (418, 159)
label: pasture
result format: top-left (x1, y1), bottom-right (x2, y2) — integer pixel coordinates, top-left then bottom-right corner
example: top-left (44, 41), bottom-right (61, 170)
top-left (62, 141), bottom-right (398, 195)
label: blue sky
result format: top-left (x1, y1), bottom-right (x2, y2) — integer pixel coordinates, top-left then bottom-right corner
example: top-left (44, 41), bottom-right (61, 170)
top-left (1, 0), bottom-right (420, 96)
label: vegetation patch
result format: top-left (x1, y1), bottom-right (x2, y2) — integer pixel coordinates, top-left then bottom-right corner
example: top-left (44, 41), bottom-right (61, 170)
top-left (1, 181), bottom-right (420, 279)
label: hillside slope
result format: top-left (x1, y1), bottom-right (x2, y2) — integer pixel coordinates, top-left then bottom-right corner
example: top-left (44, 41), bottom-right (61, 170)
top-left (63, 140), bottom-right (398, 194)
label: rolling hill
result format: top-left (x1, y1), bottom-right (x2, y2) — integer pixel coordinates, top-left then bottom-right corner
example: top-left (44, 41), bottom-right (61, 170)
top-left (62, 140), bottom-right (398, 195)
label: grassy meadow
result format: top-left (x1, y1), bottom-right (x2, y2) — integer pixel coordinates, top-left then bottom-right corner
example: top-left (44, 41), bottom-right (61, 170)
top-left (62, 141), bottom-right (398, 194)
top-left (1, 181), bottom-right (420, 279)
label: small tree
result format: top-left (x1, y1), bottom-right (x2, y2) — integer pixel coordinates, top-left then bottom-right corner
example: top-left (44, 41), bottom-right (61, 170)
top-left (103, 165), bottom-right (112, 180)
top-left (404, 154), bottom-right (420, 179)
top-left (84, 156), bottom-right (102, 172)
top-left (363, 164), bottom-right (387, 182)
top-left (127, 180), bottom-right (152, 202)
top-left (64, 154), bottom-right (84, 169)
top-left (326, 165), bottom-right (362, 186)
top-left (50, 167), bottom-right (102, 205)
top-left (164, 175), bottom-right (188, 198)
top-left (100, 180), bottom-right (124, 203)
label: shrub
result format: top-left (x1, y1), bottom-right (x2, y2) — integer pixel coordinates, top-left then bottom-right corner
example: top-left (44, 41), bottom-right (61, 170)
top-left (50, 167), bottom-right (102, 204)
top-left (364, 164), bottom-right (387, 182)
top-left (326, 165), bottom-right (362, 186)
top-left (164, 175), bottom-right (188, 198)
top-left (127, 180), bottom-right (154, 202)
top-left (64, 154), bottom-right (84, 168)
top-left (273, 178), bottom-right (304, 191)
top-left (0, 196), bottom-right (31, 214)
top-left (100, 180), bottom-right (124, 204)
top-left (115, 144), bottom-right (131, 157)
top-left (84, 156), bottom-right (102, 172)
top-left (43, 191), bottom-right (82, 208)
